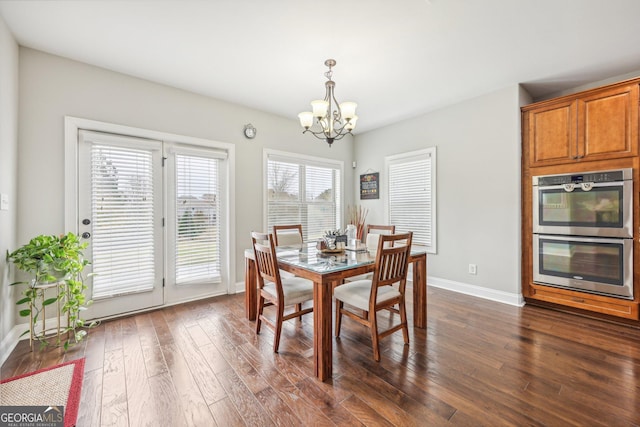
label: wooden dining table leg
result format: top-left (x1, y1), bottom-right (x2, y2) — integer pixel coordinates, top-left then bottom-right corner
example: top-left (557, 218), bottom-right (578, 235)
top-left (245, 256), bottom-right (257, 321)
top-left (314, 278), bottom-right (333, 381)
top-left (412, 254), bottom-right (427, 329)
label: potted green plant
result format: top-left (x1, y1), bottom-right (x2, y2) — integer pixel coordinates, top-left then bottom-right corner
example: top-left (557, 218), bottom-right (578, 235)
top-left (7, 232), bottom-right (96, 350)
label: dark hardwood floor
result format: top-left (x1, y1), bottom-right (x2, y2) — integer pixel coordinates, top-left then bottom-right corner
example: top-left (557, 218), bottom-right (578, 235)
top-left (2, 286), bottom-right (640, 426)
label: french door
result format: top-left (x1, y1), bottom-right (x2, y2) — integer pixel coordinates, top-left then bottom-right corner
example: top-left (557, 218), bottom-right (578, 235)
top-left (164, 144), bottom-right (227, 303)
top-left (77, 130), bottom-right (227, 319)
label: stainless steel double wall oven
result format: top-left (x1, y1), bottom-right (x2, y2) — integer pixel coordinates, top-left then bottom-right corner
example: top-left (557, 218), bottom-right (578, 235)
top-left (532, 168), bottom-right (634, 299)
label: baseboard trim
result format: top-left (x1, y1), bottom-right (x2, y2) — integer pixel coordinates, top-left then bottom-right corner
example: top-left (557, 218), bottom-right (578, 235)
top-left (428, 276), bottom-right (524, 307)
top-left (0, 324), bottom-right (26, 367)
top-left (234, 281), bottom-right (245, 294)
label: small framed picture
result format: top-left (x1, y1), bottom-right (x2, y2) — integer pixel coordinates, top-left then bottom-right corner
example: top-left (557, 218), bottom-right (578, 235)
top-left (360, 172), bottom-right (379, 199)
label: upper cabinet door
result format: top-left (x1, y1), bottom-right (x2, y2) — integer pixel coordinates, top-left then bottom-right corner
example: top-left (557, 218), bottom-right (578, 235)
top-left (578, 84), bottom-right (638, 161)
top-left (527, 100), bottom-right (577, 167)
top-left (525, 83), bottom-right (639, 167)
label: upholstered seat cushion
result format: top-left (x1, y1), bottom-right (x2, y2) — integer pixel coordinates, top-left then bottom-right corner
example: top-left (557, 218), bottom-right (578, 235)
top-left (275, 233), bottom-right (302, 246)
top-left (263, 277), bottom-right (314, 305)
top-left (334, 279), bottom-right (401, 311)
top-left (279, 269), bottom-right (296, 279)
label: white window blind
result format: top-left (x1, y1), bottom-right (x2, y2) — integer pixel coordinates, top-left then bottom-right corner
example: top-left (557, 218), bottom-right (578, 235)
top-left (266, 152), bottom-right (342, 241)
top-left (175, 153), bottom-right (221, 285)
top-left (90, 144), bottom-right (156, 297)
top-left (387, 148), bottom-right (436, 253)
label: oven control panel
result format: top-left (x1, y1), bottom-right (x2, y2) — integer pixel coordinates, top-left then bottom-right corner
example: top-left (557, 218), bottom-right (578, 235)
top-left (534, 168), bottom-right (631, 186)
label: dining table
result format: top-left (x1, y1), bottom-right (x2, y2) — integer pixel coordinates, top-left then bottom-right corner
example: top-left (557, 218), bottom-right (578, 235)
top-left (244, 242), bottom-right (427, 382)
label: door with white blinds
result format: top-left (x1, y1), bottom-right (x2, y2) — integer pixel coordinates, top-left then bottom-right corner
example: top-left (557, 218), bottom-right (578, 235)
top-left (165, 144), bottom-right (227, 303)
top-left (78, 131), bottom-right (164, 318)
top-left (265, 151), bottom-right (342, 241)
top-left (386, 147), bottom-right (437, 253)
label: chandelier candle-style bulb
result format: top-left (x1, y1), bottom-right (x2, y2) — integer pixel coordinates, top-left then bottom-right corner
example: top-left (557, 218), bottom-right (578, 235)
top-left (298, 58), bottom-right (358, 146)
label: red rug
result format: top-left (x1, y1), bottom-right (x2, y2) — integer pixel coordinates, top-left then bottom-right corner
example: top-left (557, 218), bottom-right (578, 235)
top-left (1, 358), bottom-right (84, 427)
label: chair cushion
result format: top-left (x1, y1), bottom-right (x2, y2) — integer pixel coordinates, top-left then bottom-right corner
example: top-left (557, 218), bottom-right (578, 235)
top-left (276, 233), bottom-right (302, 246)
top-left (334, 279), bottom-right (401, 311)
top-left (263, 277), bottom-right (314, 306)
top-left (279, 269), bottom-right (296, 279)
top-left (344, 272), bottom-right (373, 282)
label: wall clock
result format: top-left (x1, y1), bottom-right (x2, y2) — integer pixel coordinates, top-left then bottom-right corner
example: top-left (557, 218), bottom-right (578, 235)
top-left (244, 123), bottom-right (257, 139)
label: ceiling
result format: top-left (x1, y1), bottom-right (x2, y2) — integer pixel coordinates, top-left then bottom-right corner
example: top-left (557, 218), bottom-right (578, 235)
top-left (2, 0), bottom-right (640, 134)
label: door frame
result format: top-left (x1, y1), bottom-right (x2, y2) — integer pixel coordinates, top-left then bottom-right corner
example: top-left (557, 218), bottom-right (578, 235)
top-left (64, 116), bottom-right (237, 317)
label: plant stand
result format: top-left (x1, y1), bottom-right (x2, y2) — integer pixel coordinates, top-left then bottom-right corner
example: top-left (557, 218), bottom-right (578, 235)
top-left (29, 281), bottom-right (69, 351)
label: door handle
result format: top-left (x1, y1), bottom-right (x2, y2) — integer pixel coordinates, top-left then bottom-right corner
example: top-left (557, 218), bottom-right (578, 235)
top-left (81, 232), bottom-right (91, 239)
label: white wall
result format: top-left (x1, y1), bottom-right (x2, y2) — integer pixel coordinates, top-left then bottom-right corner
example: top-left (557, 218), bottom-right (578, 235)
top-left (354, 85), bottom-right (523, 303)
top-left (16, 47), bottom-right (354, 304)
top-left (0, 15), bottom-right (19, 363)
top-left (536, 69), bottom-right (640, 101)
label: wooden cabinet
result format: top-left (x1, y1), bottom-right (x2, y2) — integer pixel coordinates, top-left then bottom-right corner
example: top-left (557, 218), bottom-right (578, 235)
top-left (522, 78), bottom-right (640, 321)
top-left (525, 83), bottom-right (639, 167)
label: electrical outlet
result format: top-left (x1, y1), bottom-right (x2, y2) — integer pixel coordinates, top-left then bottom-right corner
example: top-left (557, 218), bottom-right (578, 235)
top-left (0, 193), bottom-right (8, 211)
top-left (468, 264), bottom-right (477, 275)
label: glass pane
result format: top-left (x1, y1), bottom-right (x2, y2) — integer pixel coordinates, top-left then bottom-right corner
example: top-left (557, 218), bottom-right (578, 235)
top-left (90, 144), bottom-right (155, 298)
top-left (307, 204), bottom-right (337, 240)
top-left (540, 187), bottom-right (622, 227)
top-left (268, 161), bottom-right (299, 200)
top-left (389, 157), bottom-right (431, 246)
top-left (175, 154), bottom-right (221, 285)
top-left (540, 239), bottom-right (622, 285)
top-left (306, 166), bottom-right (333, 201)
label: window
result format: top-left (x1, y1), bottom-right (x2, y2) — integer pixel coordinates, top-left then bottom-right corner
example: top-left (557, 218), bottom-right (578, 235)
top-left (265, 150), bottom-right (343, 241)
top-left (385, 147), bottom-right (436, 253)
top-left (173, 151), bottom-right (223, 285)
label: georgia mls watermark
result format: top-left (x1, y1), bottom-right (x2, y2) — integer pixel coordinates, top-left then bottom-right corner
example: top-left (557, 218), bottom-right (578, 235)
top-left (0, 406), bottom-right (64, 427)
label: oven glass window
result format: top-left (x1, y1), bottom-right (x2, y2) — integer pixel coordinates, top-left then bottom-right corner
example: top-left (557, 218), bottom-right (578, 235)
top-left (539, 187), bottom-right (623, 228)
top-left (539, 238), bottom-right (623, 286)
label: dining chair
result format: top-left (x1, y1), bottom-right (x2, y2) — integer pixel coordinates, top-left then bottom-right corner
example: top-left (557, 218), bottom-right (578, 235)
top-left (251, 231), bottom-right (314, 353)
top-left (366, 224), bottom-right (396, 238)
top-left (344, 224), bottom-right (396, 283)
top-left (334, 232), bottom-right (413, 362)
top-left (272, 224), bottom-right (304, 308)
top-left (273, 224), bottom-right (303, 246)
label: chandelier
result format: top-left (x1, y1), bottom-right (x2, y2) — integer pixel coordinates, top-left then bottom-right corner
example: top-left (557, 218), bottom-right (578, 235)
top-left (298, 59), bottom-right (358, 147)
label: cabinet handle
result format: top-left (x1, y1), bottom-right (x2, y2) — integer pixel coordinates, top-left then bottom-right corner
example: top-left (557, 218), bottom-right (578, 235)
top-left (572, 155), bottom-right (578, 160)
top-left (571, 297), bottom-right (585, 303)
